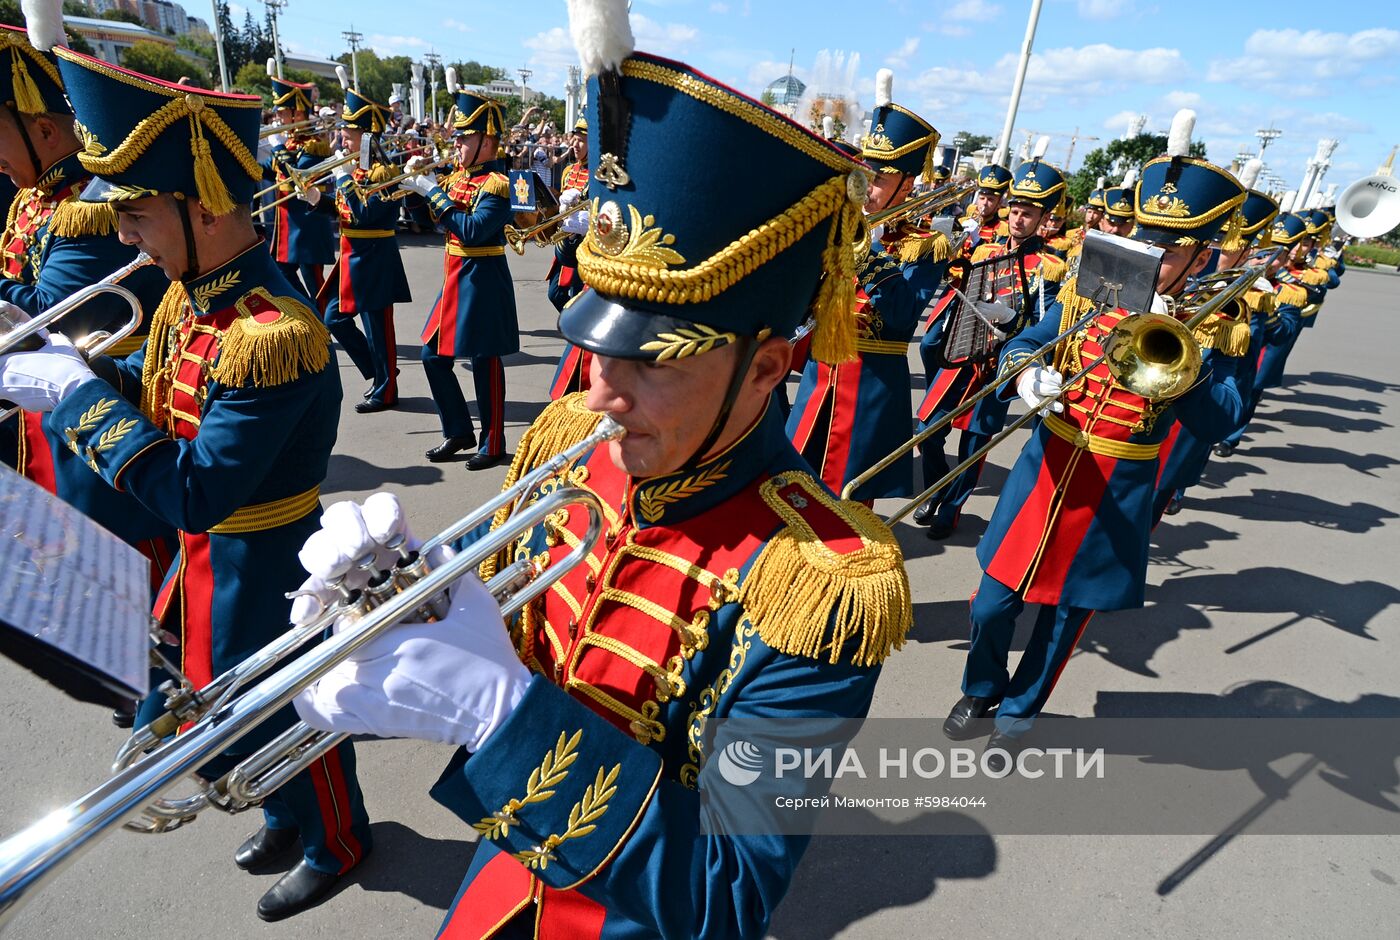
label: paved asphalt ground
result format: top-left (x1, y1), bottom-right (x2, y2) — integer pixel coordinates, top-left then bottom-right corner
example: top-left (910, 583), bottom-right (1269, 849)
top-left (2, 239), bottom-right (1397, 938)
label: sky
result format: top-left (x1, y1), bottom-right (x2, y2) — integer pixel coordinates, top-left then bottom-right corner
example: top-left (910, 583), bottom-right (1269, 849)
top-left (251, 0), bottom-right (1400, 194)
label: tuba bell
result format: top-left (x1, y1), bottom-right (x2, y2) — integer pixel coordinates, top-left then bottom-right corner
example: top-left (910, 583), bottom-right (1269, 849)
top-left (1334, 174), bottom-right (1400, 238)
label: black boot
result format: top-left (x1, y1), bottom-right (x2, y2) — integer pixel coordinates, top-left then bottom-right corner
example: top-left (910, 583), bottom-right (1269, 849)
top-left (256, 860), bottom-right (346, 922)
top-left (1213, 442), bottom-right (1235, 458)
top-left (466, 451), bottom-right (505, 471)
top-left (942, 695), bottom-right (999, 740)
top-left (355, 398), bottom-right (396, 414)
top-left (983, 730), bottom-right (1023, 775)
top-left (234, 825), bottom-right (300, 871)
top-left (425, 433), bottom-right (476, 462)
top-left (1163, 495), bottom-right (1183, 516)
top-left (911, 500), bottom-right (936, 526)
top-left (927, 520), bottom-right (956, 540)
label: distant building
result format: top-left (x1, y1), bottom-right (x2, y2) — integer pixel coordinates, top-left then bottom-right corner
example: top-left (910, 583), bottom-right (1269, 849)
top-left (763, 73), bottom-right (806, 117)
top-left (64, 14), bottom-right (176, 62)
top-left (82, 0), bottom-right (196, 36)
top-left (284, 53), bottom-right (343, 82)
top-left (460, 79), bottom-right (535, 101)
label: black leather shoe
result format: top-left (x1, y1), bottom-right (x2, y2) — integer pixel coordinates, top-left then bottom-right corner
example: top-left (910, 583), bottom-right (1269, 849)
top-left (355, 398), bottom-right (396, 414)
top-left (983, 731), bottom-right (1022, 775)
top-left (942, 695), bottom-right (999, 741)
top-left (1213, 442), bottom-right (1235, 458)
top-left (234, 825), bottom-right (299, 871)
top-left (927, 521), bottom-right (955, 540)
top-left (110, 701), bottom-right (136, 728)
top-left (466, 451), bottom-right (505, 471)
top-left (1163, 495), bottom-right (1183, 516)
top-left (256, 860), bottom-right (346, 922)
top-left (911, 500), bottom-right (935, 526)
top-left (426, 435), bottom-right (476, 462)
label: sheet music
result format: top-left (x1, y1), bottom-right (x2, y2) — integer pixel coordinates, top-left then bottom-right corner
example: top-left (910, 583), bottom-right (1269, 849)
top-left (0, 465), bottom-right (151, 696)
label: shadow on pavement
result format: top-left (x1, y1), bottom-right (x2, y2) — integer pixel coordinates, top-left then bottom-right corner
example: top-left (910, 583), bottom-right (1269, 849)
top-left (768, 810), bottom-right (997, 940)
top-left (1291, 370), bottom-right (1400, 395)
top-left (1197, 487), bottom-right (1398, 532)
top-left (354, 820), bottom-right (476, 911)
top-left (1276, 389), bottom-right (1386, 415)
top-left (1254, 408), bottom-right (1390, 435)
top-left (325, 453), bottom-right (446, 494)
top-left (1234, 443), bottom-right (1400, 477)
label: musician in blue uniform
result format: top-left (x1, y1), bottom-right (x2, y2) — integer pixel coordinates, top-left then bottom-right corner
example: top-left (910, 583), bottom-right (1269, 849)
top-left (787, 68), bottom-right (949, 503)
top-left (399, 74), bottom-right (518, 469)
top-left (944, 117), bottom-right (1247, 755)
top-left (0, 17), bottom-right (173, 617)
top-left (546, 115), bottom-right (594, 400)
top-left (1154, 165), bottom-right (1278, 518)
top-left (260, 63), bottom-right (336, 300)
top-left (322, 83), bottom-right (411, 413)
top-left (1100, 184), bottom-right (1135, 236)
top-left (912, 159), bottom-right (1067, 538)
top-left (0, 47), bottom-right (370, 921)
top-left (288, 6), bottom-right (912, 936)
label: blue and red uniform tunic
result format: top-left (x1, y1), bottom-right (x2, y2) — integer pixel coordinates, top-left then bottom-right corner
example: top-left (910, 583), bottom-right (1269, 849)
top-left (320, 161), bottom-right (412, 405)
top-left (786, 225), bottom-right (947, 501)
top-left (430, 393), bottom-right (910, 939)
top-left (262, 134), bottom-right (337, 297)
top-left (3, 150), bottom-right (173, 587)
top-left (48, 245), bottom-right (370, 875)
top-left (419, 160), bottom-right (519, 453)
top-left (914, 236), bottom-right (1065, 527)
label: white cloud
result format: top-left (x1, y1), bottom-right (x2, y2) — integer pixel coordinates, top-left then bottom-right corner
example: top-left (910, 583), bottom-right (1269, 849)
top-left (709, 2), bottom-right (730, 11)
top-left (1161, 90), bottom-right (1201, 109)
top-left (630, 13), bottom-right (700, 56)
top-left (1207, 28), bottom-right (1400, 84)
top-left (1077, 0), bottom-right (1132, 20)
top-left (442, 19), bottom-right (471, 33)
top-left (947, 0), bottom-right (1001, 20)
top-left (1020, 44), bottom-right (1185, 91)
top-left (887, 37), bottom-right (920, 70)
top-left (1102, 110), bottom-right (1142, 134)
top-left (367, 34), bottom-right (432, 56)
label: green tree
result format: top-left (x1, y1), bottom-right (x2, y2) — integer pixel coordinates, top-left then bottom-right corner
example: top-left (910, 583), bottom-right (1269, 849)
top-left (952, 131), bottom-right (992, 153)
top-left (1067, 134), bottom-right (1206, 205)
top-left (120, 40), bottom-right (210, 87)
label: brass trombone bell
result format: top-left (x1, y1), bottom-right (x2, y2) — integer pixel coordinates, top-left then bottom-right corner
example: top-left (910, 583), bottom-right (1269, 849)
top-left (1100, 312), bottom-right (1202, 401)
top-left (505, 203), bottom-right (586, 254)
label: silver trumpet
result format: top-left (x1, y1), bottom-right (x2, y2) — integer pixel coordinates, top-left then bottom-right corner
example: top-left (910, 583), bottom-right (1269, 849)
top-left (0, 416), bottom-right (625, 929)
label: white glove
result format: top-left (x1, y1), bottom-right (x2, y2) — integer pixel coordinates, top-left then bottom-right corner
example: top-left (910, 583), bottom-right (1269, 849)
top-left (403, 154), bottom-right (433, 175)
top-left (976, 300), bottom-right (1018, 326)
top-left (292, 572), bottom-right (530, 750)
top-left (291, 493), bottom-right (454, 627)
top-left (1253, 276), bottom-right (1275, 293)
top-left (558, 187), bottom-right (583, 210)
top-left (266, 132), bottom-right (285, 150)
top-left (331, 150), bottom-right (351, 180)
top-left (0, 333), bottom-right (96, 413)
top-left (297, 185), bottom-right (323, 207)
top-left (398, 174), bottom-right (437, 197)
top-left (358, 134), bottom-right (373, 170)
top-left (0, 299), bottom-right (46, 343)
top-left (1016, 365), bottom-right (1064, 415)
top-left (962, 216), bottom-right (981, 233)
top-left (559, 209), bottom-right (590, 236)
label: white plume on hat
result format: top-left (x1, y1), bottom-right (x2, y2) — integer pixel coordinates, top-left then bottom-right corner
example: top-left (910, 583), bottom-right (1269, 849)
top-left (445, 67), bottom-right (459, 95)
top-left (23, 0), bottom-right (65, 54)
top-left (1280, 190), bottom-right (1296, 212)
top-left (1095, 175), bottom-right (1106, 190)
top-left (266, 57), bottom-right (277, 78)
top-left (1121, 166), bottom-right (1138, 187)
top-left (335, 65), bottom-right (350, 91)
top-left (1306, 191), bottom-right (1322, 210)
top-left (1238, 158), bottom-right (1262, 191)
top-left (1032, 135), bottom-right (1050, 160)
top-left (1167, 108), bottom-right (1196, 158)
top-left (875, 68), bottom-right (893, 109)
top-left (568, 0), bottom-right (635, 76)
top-left (822, 115), bottom-right (835, 138)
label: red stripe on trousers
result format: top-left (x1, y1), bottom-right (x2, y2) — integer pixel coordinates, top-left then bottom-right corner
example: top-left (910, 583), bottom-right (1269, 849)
top-left (917, 366), bottom-right (965, 423)
top-left (308, 747), bottom-right (362, 872)
top-left (338, 239), bottom-right (355, 310)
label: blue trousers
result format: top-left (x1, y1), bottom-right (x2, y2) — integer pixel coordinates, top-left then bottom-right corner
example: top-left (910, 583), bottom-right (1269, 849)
top-left (421, 350), bottom-right (505, 454)
top-left (276, 262), bottom-right (324, 303)
top-left (919, 418), bottom-right (991, 526)
top-left (963, 572), bottom-right (1094, 736)
top-left (326, 303), bottom-right (399, 404)
top-left (322, 296), bottom-right (375, 385)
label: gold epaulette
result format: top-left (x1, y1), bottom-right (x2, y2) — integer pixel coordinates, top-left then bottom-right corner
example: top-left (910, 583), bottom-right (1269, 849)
top-left (1193, 311), bottom-right (1251, 356)
top-left (480, 172), bottom-right (510, 200)
top-left (1037, 254), bottom-right (1067, 283)
top-left (1048, 234), bottom-right (1073, 253)
top-left (994, 220), bottom-right (1010, 236)
top-left (48, 194), bottom-right (118, 238)
top-left (368, 163), bottom-right (396, 185)
top-left (1300, 267), bottom-right (1329, 286)
top-left (299, 139), bottom-right (333, 159)
top-left (1054, 272), bottom-right (1094, 325)
top-left (209, 287), bottom-right (330, 389)
top-left (1244, 288), bottom-right (1276, 315)
top-left (970, 242), bottom-right (1000, 263)
top-left (740, 472), bottom-right (911, 668)
top-left (1276, 283), bottom-right (1308, 306)
top-left (480, 393), bottom-right (604, 581)
top-left (896, 228), bottom-right (951, 264)
top-left (1316, 255), bottom-right (1337, 271)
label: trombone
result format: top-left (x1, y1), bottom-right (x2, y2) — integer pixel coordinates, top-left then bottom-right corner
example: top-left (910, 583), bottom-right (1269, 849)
top-left (505, 203), bottom-right (586, 254)
top-left (0, 252), bottom-right (150, 352)
top-left (253, 153), bottom-right (360, 217)
top-left (258, 115), bottom-right (334, 139)
top-left (866, 179), bottom-right (977, 232)
top-left (844, 250), bottom-right (1283, 524)
top-left (357, 156), bottom-right (455, 200)
top-left (0, 417), bottom-right (626, 923)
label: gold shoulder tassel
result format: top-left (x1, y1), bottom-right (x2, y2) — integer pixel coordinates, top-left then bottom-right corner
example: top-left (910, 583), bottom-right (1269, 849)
top-left (480, 393), bottom-right (604, 581)
top-left (896, 229), bottom-right (951, 264)
top-left (1244, 289), bottom-right (1276, 315)
top-left (1300, 268), bottom-right (1329, 286)
top-left (1276, 283), bottom-right (1308, 306)
top-left (139, 284), bottom-right (193, 424)
top-left (810, 190), bottom-right (861, 364)
top-left (48, 198), bottom-right (119, 237)
top-left (741, 483), bottom-right (912, 667)
top-left (1038, 254), bottom-right (1067, 283)
top-left (1054, 273), bottom-right (1095, 330)
top-left (211, 296), bottom-right (329, 388)
top-left (480, 173), bottom-right (511, 200)
top-left (368, 163), bottom-right (396, 185)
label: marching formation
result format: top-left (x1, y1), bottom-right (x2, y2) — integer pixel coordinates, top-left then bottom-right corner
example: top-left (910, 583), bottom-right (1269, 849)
top-left (0, 0), bottom-right (1373, 936)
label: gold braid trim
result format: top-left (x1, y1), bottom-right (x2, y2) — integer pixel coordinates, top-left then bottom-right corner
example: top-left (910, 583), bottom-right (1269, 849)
top-left (740, 474), bottom-right (911, 667)
top-left (48, 198), bottom-right (118, 238)
top-left (576, 174), bottom-right (861, 364)
top-left (896, 229), bottom-right (951, 264)
top-left (479, 393), bottom-right (604, 582)
top-left (1038, 254), bottom-right (1067, 283)
top-left (211, 290), bottom-right (330, 388)
top-left (1244, 289), bottom-right (1276, 315)
top-left (969, 242), bottom-right (999, 264)
top-left (1299, 268), bottom-right (1329, 286)
top-left (139, 284), bottom-right (190, 424)
top-left (368, 163), bottom-right (395, 185)
top-left (75, 94), bottom-right (261, 216)
top-left (1315, 255), bottom-right (1337, 271)
top-left (298, 139), bottom-right (332, 159)
top-left (1054, 273), bottom-right (1096, 325)
top-left (1276, 283), bottom-right (1308, 307)
top-left (480, 173), bottom-right (510, 200)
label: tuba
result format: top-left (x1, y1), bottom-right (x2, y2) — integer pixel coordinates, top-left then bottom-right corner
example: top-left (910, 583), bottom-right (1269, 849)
top-left (1334, 174), bottom-right (1400, 238)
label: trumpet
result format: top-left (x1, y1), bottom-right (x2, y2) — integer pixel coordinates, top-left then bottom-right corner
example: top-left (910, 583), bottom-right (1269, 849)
top-left (253, 153), bottom-right (360, 217)
top-left (865, 179), bottom-right (977, 233)
top-left (258, 115), bottom-right (335, 139)
top-left (0, 252), bottom-right (151, 358)
top-left (505, 203), bottom-right (586, 254)
top-left (357, 156), bottom-right (455, 200)
top-left (844, 250), bottom-right (1283, 523)
top-left (0, 417), bottom-right (626, 924)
